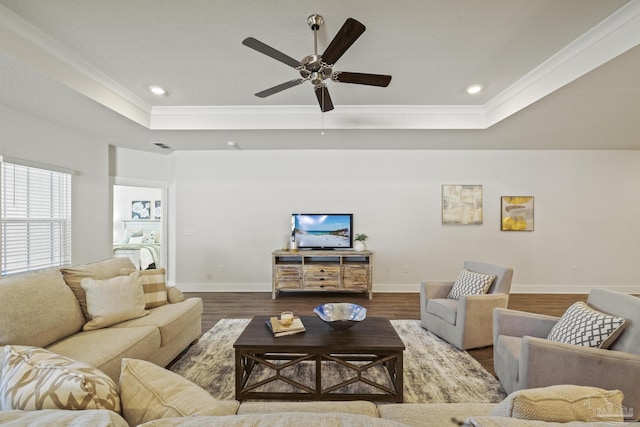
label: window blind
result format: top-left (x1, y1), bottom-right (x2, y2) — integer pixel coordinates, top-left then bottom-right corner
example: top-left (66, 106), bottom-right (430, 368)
top-left (1, 161), bottom-right (72, 276)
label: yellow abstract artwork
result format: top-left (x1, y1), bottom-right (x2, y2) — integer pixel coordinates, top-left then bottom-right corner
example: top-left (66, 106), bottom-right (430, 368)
top-left (501, 196), bottom-right (534, 231)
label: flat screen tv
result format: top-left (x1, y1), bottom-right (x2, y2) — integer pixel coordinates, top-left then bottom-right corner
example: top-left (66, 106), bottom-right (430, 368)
top-left (291, 213), bottom-right (353, 250)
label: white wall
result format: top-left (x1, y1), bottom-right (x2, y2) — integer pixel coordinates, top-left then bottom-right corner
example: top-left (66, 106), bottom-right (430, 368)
top-left (169, 150), bottom-right (640, 294)
top-left (0, 104), bottom-right (112, 264)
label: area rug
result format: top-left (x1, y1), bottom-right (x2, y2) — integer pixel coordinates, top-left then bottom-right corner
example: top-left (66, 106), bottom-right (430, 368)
top-left (169, 319), bottom-right (506, 403)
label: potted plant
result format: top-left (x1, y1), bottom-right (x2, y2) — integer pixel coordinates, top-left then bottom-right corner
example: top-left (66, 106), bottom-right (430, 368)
top-left (354, 233), bottom-right (368, 252)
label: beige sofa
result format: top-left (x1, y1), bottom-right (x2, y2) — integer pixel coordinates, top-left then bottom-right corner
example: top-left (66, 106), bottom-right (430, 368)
top-left (0, 257), bottom-right (203, 382)
top-left (1, 354), bottom-right (631, 426)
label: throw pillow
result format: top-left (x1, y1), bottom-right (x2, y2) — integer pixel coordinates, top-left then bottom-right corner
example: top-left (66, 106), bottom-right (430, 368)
top-left (0, 346), bottom-right (120, 412)
top-left (121, 268), bottom-right (168, 308)
top-left (546, 301), bottom-right (626, 349)
top-left (60, 257), bottom-right (137, 321)
top-left (489, 384), bottom-right (624, 422)
top-left (81, 272), bottom-right (148, 331)
top-left (119, 358), bottom-right (239, 426)
top-left (447, 269), bottom-right (496, 300)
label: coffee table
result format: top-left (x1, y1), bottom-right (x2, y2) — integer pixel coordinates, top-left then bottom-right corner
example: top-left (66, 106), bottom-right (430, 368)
top-left (233, 315), bottom-right (404, 402)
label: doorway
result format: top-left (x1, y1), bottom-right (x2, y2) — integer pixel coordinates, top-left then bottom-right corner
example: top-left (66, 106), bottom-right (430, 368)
top-left (112, 185), bottom-right (164, 269)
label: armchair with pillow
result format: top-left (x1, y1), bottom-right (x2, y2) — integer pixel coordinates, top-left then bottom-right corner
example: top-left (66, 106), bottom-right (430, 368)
top-left (420, 261), bottom-right (514, 350)
top-left (493, 288), bottom-right (640, 419)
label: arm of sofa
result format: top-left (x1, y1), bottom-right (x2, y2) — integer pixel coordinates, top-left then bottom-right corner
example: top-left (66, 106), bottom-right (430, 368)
top-left (167, 286), bottom-right (185, 304)
top-left (519, 335), bottom-right (640, 415)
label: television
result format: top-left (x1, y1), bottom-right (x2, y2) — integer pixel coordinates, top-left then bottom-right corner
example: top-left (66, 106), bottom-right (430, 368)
top-left (291, 213), bottom-right (353, 250)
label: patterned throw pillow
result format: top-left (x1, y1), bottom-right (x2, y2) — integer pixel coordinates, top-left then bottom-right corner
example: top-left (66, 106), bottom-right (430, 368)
top-left (121, 268), bottom-right (168, 308)
top-left (489, 384), bottom-right (624, 422)
top-left (0, 346), bottom-right (120, 412)
top-left (547, 302), bottom-right (626, 349)
top-left (447, 269), bottom-right (496, 300)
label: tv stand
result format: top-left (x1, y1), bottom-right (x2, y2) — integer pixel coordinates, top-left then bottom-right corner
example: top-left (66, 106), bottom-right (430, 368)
top-left (272, 249), bottom-right (373, 299)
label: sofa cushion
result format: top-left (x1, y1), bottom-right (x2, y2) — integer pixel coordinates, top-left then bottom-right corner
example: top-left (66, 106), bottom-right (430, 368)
top-left (0, 409), bottom-right (128, 427)
top-left (448, 269), bottom-right (495, 300)
top-left (119, 358), bottom-right (239, 426)
top-left (61, 257), bottom-right (137, 320)
top-left (0, 346), bottom-right (120, 412)
top-left (121, 268), bottom-right (169, 308)
top-left (112, 297), bottom-right (202, 346)
top-left (138, 413), bottom-right (409, 427)
top-left (81, 272), bottom-right (148, 331)
top-left (378, 402), bottom-right (495, 427)
top-left (489, 384), bottom-right (624, 422)
top-left (46, 325), bottom-right (160, 382)
top-left (546, 302), bottom-right (626, 349)
top-left (425, 298), bottom-right (458, 325)
top-left (238, 400), bottom-right (378, 417)
top-left (0, 267), bottom-right (85, 347)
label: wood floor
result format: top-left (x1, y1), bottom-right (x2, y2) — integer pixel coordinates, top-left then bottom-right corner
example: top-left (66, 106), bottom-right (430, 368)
top-left (184, 291), bottom-right (588, 376)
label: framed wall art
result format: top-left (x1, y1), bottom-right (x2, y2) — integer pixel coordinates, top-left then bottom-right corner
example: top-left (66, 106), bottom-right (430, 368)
top-left (131, 200), bottom-right (151, 219)
top-left (442, 184), bottom-right (483, 225)
top-left (501, 196), bottom-right (534, 231)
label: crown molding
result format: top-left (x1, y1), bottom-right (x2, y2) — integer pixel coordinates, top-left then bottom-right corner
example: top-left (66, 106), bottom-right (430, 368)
top-left (2, 1), bottom-right (639, 132)
top-left (149, 105), bottom-right (488, 130)
top-left (484, 0), bottom-right (640, 126)
top-left (0, 3), bottom-right (151, 127)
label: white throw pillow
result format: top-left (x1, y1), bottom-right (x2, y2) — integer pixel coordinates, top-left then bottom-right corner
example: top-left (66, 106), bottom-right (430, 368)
top-left (547, 301), bottom-right (626, 349)
top-left (0, 346), bottom-right (120, 412)
top-left (128, 235), bottom-right (145, 244)
top-left (447, 269), bottom-right (496, 300)
top-left (81, 272), bottom-right (148, 331)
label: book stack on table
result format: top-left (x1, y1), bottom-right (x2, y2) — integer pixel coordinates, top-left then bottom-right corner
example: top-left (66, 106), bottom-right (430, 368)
top-left (265, 316), bottom-right (306, 337)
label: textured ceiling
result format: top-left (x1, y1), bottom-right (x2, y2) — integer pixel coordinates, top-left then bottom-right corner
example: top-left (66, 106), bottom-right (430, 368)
top-left (0, 0), bottom-right (639, 151)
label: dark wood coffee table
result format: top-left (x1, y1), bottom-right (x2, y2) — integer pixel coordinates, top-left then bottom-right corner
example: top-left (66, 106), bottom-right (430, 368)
top-left (233, 315), bottom-right (404, 402)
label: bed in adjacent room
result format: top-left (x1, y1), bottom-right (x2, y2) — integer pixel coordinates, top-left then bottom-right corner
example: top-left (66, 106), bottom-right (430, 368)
top-left (113, 220), bottom-right (162, 269)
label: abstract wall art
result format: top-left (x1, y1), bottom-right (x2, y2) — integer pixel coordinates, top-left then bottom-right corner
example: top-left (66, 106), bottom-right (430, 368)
top-left (442, 184), bottom-right (483, 225)
top-left (501, 196), bottom-right (534, 231)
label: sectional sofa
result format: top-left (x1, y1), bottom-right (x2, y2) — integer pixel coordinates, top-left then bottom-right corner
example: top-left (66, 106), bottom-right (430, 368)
top-left (0, 258), bottom-right (632, 426)
top-left (0, 257), bottom-right (203, 382)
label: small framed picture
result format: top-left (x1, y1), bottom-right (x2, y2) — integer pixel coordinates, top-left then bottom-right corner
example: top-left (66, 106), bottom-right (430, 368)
top-left (154, 200), bottom-right (162, 219)
top-left (131, 201), bottom-right (151, 219)
top-left (501, 196), bottom-right (534, 231)
top-left (442, 184), bottom-right (483, 225)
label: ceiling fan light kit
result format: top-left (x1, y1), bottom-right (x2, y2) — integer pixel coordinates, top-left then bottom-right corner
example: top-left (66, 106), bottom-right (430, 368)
top-left (242, 14), bottom-right (392, 113)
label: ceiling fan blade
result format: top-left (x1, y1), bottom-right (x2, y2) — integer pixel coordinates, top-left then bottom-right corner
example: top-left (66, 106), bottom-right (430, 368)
top-left (242, 37), bottom-right (301, 68)
top-left (321, 18), bottom-right (366, 66)
top-left (314, 85), bottom-right (334, 112)
top-left (255, 79), bottom-right (304, 98)
top-left (333, 72), bottom-right (392, 87)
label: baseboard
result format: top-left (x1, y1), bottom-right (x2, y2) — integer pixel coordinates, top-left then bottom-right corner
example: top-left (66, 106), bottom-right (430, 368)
top-left (169, 282), bottom-right (639, 294)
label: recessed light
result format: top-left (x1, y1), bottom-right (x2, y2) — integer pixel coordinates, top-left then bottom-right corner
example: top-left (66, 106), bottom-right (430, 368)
top-left (148, 85), bottom-right (167, 96)
top-left (466, 84), bottom-right (483, 95)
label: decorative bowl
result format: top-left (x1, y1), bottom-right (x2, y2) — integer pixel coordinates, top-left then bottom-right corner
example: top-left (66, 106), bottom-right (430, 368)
top-left (313, 303), bottom-right (367, 331)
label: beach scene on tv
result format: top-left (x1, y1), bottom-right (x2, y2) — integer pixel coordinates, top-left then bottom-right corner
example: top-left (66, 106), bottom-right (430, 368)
top-left (293, 214), bottom-right (351, 248)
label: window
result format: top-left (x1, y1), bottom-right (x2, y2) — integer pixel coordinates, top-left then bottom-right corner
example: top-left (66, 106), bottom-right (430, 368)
top-left (1, 161), bottom-right (72, 276)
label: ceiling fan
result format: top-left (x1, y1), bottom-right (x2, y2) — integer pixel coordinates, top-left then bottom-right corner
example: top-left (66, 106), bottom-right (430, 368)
top-left (242, 14), bottom-right (392, 113)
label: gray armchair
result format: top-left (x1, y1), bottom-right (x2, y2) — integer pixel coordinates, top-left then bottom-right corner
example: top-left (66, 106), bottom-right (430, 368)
top-left (493, 288), bottom-right (640, 418)
top-left (420, 260), bottom-right (513, 350)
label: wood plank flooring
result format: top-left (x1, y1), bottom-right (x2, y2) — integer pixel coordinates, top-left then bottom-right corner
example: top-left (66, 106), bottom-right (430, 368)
top-left (184, 291), bottom-right (588, 376)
